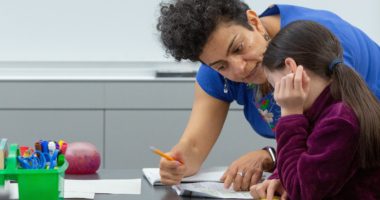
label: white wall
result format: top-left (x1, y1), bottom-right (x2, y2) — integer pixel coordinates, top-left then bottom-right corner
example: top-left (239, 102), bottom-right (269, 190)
top-left (0, 0), bottom-right (379, 62)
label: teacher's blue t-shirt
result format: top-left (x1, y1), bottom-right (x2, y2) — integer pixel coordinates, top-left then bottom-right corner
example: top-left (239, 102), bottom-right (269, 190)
top-left (196, 4), bottom-right (380, 138)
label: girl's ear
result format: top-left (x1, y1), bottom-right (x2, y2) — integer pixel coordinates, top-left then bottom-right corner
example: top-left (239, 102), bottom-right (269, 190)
top-left (284, 57), bottom-right (298, 73)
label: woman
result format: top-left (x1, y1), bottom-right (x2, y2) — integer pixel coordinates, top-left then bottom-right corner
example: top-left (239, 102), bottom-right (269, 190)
top-left (250, 20), bottom-right (380, 200)
top-left (156, 0), bottom-right (380, 191)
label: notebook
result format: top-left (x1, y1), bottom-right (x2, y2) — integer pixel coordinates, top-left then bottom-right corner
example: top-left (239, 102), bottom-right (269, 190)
top-left (172, 172), bottom-right (272, 199)
top-left (172, 182), bottom-right (253, 199)
top-left (142, 167), bottom-right (227, 186)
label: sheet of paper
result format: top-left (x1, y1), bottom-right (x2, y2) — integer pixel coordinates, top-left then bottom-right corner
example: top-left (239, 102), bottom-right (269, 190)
top-left (64, 179), bottom-right (141, 195)
top-left (143, 167), bottom-right (271, 186)
top-left (64, 191), bottom-right (95, 199)
top-left (182, 167), bottom-right (226, 182)
top-left (143, 166), bottom-right (227, 185)
top-left (6, 181), bottom-right (95, 199)
top-left (173, 182), bottom-right (253, 199)
top-left (7, 182), bottom-right (18, 200)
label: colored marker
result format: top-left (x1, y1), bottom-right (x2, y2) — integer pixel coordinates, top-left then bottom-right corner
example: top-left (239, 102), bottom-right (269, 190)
top-left (48, 141), bottom-right (56, 155)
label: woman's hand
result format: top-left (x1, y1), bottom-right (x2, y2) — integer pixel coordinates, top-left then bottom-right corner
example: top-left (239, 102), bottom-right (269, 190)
top-left (159, 150), bottom-right (187, 185)
top-left (250, 179), bottom-right (287, 200)
top-left (220, 150), bottom-right (274, 191)
top-left (274, 63), bottom-right (310, 116)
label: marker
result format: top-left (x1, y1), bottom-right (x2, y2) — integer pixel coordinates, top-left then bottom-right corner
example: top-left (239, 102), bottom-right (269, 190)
top-left (57, 154), bottom-right (65, 166)
top-left (60, 142), bottom-right (67, 154)
top-left (58, 140), bottom-right (65, 149)
top-left (19, 146), bottom-right (30, 157)
top-left (40, 140), bottom-right (48, 154)
top-left (54, 141), bottom-right (60, 150)
top-left (48, 141), bottom-right (56, 155)
top-left (34, 141), bottom-right (42, 151)
top-left (149, 146), bottom-right (183, 164)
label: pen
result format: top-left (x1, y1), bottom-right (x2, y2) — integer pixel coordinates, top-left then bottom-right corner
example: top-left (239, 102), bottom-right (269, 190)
top-left (149, 146), bottom-right (183, 164)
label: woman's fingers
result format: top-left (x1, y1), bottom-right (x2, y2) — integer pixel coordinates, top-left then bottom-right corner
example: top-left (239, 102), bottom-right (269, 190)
top-left (159, 158), bottom-right (186, 185)
top-left (233, 170), bottom-right (244, 191)
top-left (241, 170), bottom-right (254, 190)
top-left (223, 167), bottom-right (238, 189)
top-left (250, 170), bottom-right (263, 186)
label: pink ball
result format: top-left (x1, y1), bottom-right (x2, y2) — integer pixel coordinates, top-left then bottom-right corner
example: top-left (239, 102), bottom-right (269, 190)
top-left (65, 142), bottom-right (101, 174)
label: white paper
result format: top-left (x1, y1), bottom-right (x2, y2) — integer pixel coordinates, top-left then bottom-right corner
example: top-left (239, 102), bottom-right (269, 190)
top-left (64, 191), bottom-right (95, 199)
top-left (7, 182), bottom-right (18, 199)
top-left (173, 182), bottom-right (253, 199)
top-left (64, 179), bottom-right (141, 195)
top-left (143, 166), bottom-right (227, 185)
top-left (5, 181), bottom-right (95, 199)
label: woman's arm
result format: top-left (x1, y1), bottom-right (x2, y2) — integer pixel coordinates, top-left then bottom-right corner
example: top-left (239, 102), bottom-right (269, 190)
top-left (159, 82), bottom-right (230, 184)
top-left (178, 81), bottom-right (230, 174)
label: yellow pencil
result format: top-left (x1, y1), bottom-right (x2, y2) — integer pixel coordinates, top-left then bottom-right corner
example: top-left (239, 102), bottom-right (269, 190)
top-left (150, 146), bottom-right (183, 164)
top-left (260, 197), bottom-right (280, 200)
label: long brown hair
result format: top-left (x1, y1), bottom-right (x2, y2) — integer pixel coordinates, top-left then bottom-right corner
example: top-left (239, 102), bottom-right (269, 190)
top-left (263, 20), bottom-right (380, 169)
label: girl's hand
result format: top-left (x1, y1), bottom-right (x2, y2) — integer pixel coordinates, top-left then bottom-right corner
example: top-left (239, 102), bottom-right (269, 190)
top-left (250, 179), bottom-right (287, 200)
top-left (274, 64), bottom-right (310, 116)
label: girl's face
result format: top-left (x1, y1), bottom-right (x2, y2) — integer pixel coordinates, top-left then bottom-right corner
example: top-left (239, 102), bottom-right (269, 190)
top-left (264, 57), bottom-right (298, 88)
top-left (198, 12), bottom-right (269, 84)
top-left (265, 67), bottom-right (291, 88)
top-left (264, 57), bottom-right (297, 88)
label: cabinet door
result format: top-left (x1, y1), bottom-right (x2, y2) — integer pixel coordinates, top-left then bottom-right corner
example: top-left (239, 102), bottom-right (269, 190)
top-left (105, 110), bottom-right (189, 169)
top-left (0, 110), bottom-right (104, 167)
top-left (203, 111), bottom-right (276, 168)
top-left (105, 81), bottom-right (195, 109)
top-left (105, 110), bottom-right (275, 169)
top-left (0, 82), bottom-right (104, 109)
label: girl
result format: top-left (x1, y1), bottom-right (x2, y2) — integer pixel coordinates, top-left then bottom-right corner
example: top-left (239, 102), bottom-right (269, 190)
top-left (250, 20), bottom-right (380, 199)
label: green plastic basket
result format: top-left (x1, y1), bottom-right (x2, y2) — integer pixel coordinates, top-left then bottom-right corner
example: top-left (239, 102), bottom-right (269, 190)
top-left (0, 144), bottom-right (68, 200)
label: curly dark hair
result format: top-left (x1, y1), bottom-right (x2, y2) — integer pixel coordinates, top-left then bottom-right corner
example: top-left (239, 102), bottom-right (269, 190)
top-left (157, 0), bottom-right (252, 62)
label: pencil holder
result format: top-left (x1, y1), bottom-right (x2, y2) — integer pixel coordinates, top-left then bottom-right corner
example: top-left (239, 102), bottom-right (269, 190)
top-left (0, 144), bottom-right (68, 200)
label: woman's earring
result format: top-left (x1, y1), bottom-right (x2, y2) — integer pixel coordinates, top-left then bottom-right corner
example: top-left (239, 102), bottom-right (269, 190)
top-left (264, 33), bottom-right (271, 41)
top-left (224, 77), bottom-right (228, 93)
